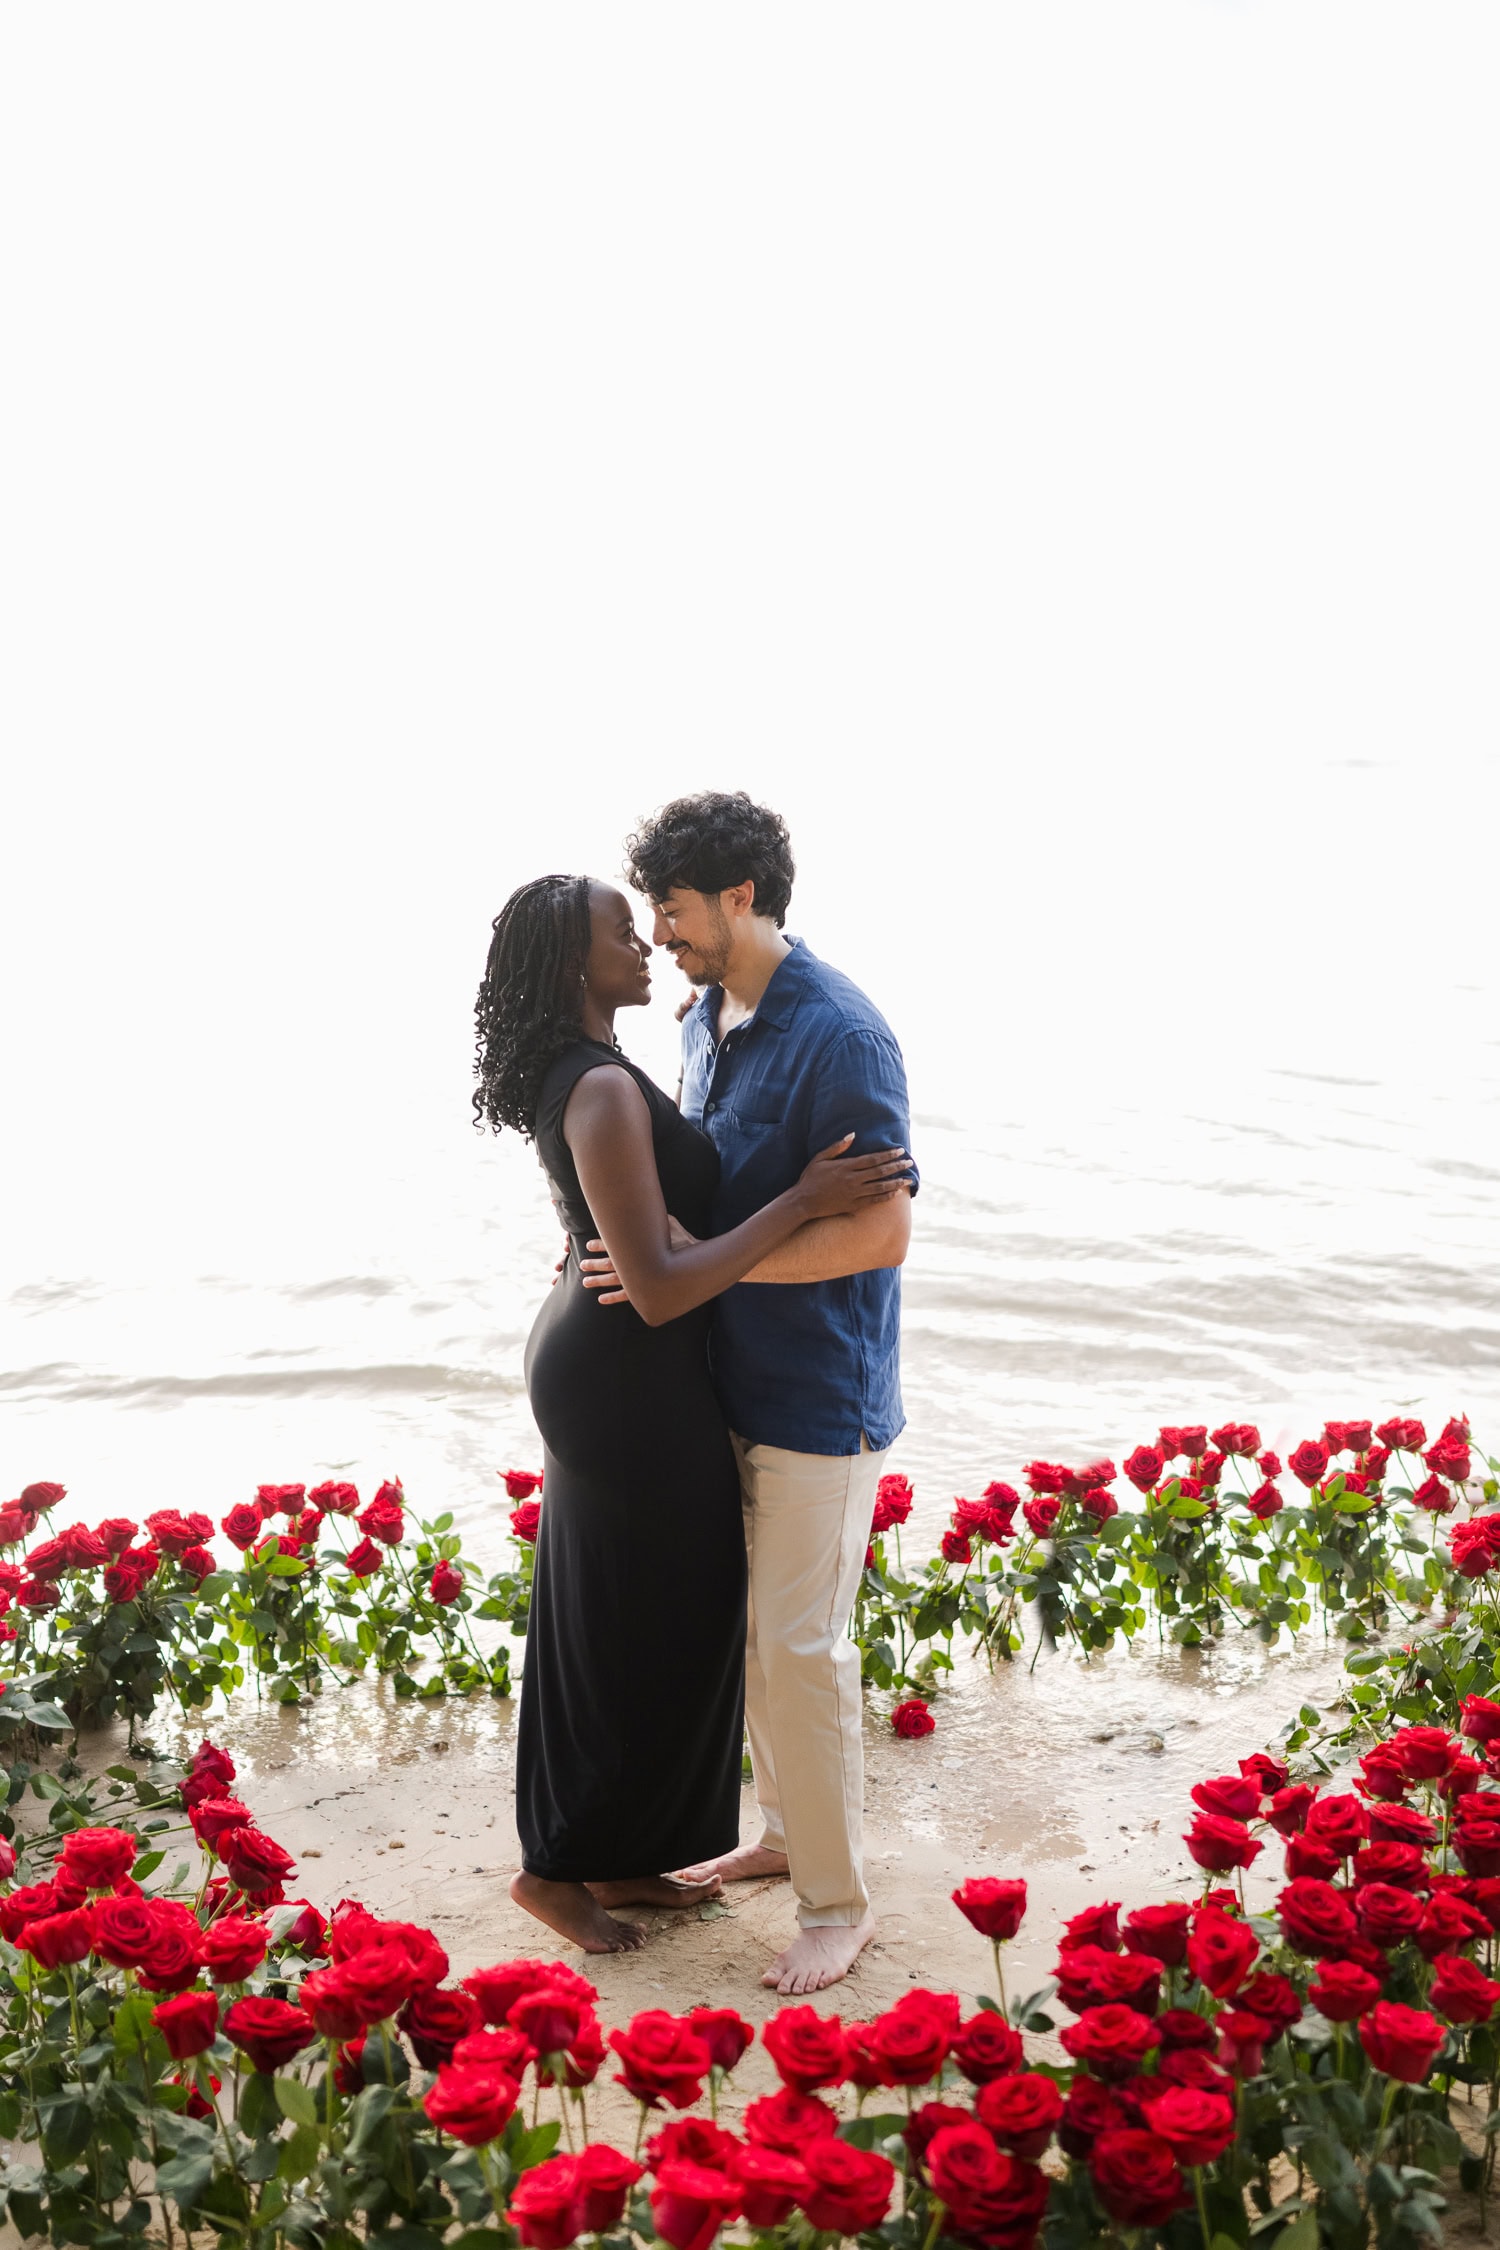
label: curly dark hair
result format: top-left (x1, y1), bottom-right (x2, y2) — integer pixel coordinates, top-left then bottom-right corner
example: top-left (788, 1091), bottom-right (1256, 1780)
top-left (623, 791), bottom-right (795, 927)
top-left (472, 875), bottom-right (593, 1138)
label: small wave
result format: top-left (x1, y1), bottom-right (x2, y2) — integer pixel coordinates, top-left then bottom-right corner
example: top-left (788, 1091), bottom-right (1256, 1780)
top-left (0, 1363), bottom-right (522, 1405)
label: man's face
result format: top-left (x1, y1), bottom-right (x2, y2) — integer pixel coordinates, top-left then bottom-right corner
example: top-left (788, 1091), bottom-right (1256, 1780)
top-left (650, 888), bottom-right (734, 986)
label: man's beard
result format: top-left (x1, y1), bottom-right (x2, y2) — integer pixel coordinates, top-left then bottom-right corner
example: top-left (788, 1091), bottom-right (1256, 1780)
top-left (671, 899), bottom-right (732, 985)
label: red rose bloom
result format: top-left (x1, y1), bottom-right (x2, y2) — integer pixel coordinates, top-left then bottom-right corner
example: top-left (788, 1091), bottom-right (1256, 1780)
top-left (1308, 1961), bottom-right (1381, 2022)
top-left (1461, 1695), bottom-right (1500, 1745)
top-left (742, 2087), bottom-right (839, 2152)
top-left (1389, 1725), bottom-right (1457, 1781)
top-left (357, 1493), bottom-right (405, 1546)
top-left (609, 2011), bottom-right (712, 2109)
top-left (297, 1965), bottom-right (369, 2043)
top-left (570, 2144), bottom-right (643, 2235)
top-left (502, 1469), bottom-right (543, 1500)
top-left (1277, 1877), bottom-right (1359, 1958)
top-left (401, 1983), bottom-right (483, 2067)
top-left (650, 2162), bottom-right (743, 2250)
top-left (1304, 1793), bottom-right (1369, 1857)
top-left (877, 1471), bottom-right (915, 1523)
top-left (1184, 1813), bottom-right (1261, 1873)
top-left (1367, 1801), bottom-right (1436, 1846)
top-left (1021, 1495), bottom-right (1061, 1538)
top-left (510, 1501), bottom-right (542, 1544)
top-left (256, 1484), bottom-right (306, 1518)
top-left (424, 2064), bottom-right (520, 2146)
top-left (799, 2138), bottom-right (896, 2235)
top-left (1417, 1894), bottom-right (1491, 1959)
top-left (21, 1909), bottom-right (94, 1971)
top-left (1190, 1773), bottom-right (1261, 1822)
top-left (1211, 1423), bottom-right (1261, 1458)
top-left (729, 2144), bottom-right (809, 2229)
top-left (17, 1576), bottom-right (61, 1608)
top-left (1215, 2011), bottom-right (1269, 2077)
top-left (137, 1905), bottom-right (205, 1994)
top-left (1125, 1445), bottom-right (1165, 1492)
top-left (509, 2154), bottom-right (581, 2250)
top-left (153, 1988), bottom-right (220, 2060)
top-left (1289, 1438), bottom-right (1330, 1487)
top-left (1022, 1460), bottom-right (1069, 1494)
top-left (221, 1506), bottom-right (264, 1551)
top-left (189, 1796), bottom-right (253, 1853)
top-left (1124, 1902), bottom-right (1191, 1968)
top-left (1454, 1820), bottom-right (1500, 1878)
top-left (1426, 1436), bottom-right (1472, 1484)
top-left (1089, 2129), bottom-right (1189, 2227)
top-left (145, 1509), bottom-right (214, 1555)
top-left (1157, 2009), bottom-right (1217, 2052)
top-left (1238, 1973), bottom-right (1302, 2037)
top-left (1429, 1954), bottom-right (1500, 2025)
top-left (686, 2005), bottom-right (753, 2073)
top-left (19, 1481), bottom-right (65, 1512)
top-left (1245, 1482), bottom-right (1284, 1520)
top-left (976, 2071), bottom-right (1064, 2160)
top-left (86, 1895), bottom-right (157, 1968)
top-left (761, 2005), bottom-right (848, 2092)
top-left (1078, 1488), bottom-right (1118, 1526)
top-left (429, 1559), bottom-right (464, 1605)
top-left (62, 1826), bottom-right (138, 1890)
top-left (201, 1916), bottom-right (268, 1984)
top-left (1352, 1842), bottom-right (1426, 1892)
top-left (941, 1530), bottom-right (973, 1565)
top-left (1358, 2001), bottom-right (1445, 2082)
top-left (1186, 1909), bottom-right (1258, 1999)
top-left (307, 1480), bottom-right (360, 1515)
top-left (646, 2121), bottom-right (741, 2172)
top-left (225, 1994), bottom-right (317, 2074)
top-left (952, 2010), bottom-right (1025, 2084)
top-left (344, 1537), bottom-right (385, 1578)
top-left (1059, 2004), bottom-right (1159, 2082)
top-left (953, 1876), bottom-right (1027, 1940)
top-left (1058, 2079), bottom-right (1126, 2158)
top-left (867, 1993), bottom-right (952, 2085)
top-left (926, 2123), bottom-right (1049, 2243)
top-left (1059, 1901), bottom-right (1121, 1952)
top-left (511, 1984), bottom-right (589, 2057)
top-left (461, 1956), bottom-right (551, 2023)
top-left (891, 1697), bottom-right (935, 1738)
top-left (220, 1826), bottom-right (295, 1899)
top-left (1376, 1417), bottom-right (1425, 1451)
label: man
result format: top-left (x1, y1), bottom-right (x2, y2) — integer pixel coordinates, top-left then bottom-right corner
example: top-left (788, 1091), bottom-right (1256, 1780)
top-left (585, 791), bottom-right (916, 1995)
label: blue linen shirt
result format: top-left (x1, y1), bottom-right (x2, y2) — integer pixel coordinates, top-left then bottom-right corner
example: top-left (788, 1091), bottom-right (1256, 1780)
top-left (680, 938), bottom-right (916, 1456)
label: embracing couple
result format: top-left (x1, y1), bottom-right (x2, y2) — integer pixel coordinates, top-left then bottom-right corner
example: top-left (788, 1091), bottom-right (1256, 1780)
top-left (471, 792), bottom-right (917, 1996)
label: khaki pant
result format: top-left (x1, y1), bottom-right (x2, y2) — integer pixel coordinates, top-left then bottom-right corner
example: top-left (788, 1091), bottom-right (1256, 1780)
top-left (730, 1431), bottom-right (889, 1928)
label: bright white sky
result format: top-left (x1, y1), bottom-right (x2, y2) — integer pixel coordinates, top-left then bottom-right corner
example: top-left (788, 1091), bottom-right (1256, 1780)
top-left (3, 3), bottom-right (1497, 1271)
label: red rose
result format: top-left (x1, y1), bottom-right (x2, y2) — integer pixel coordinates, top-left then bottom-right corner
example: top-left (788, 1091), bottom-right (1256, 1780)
top-left (510, 1501), bottom-right (542, 1544)
top-left (1142, 2084), bottom-right (1235, 2168)
top-left (1160, 1426), bottom-right (1208, 1459)
top-left (891, 1697), bottom-right (935, 1738)
top-left (1089, 2128), bottom-right (1189, 2227)
top-left (1022, 1461), bottom-right (1069, 1494)
top-left (1124, 1903), bottom-right (1190, 1968)
top-left (1078, 1488), bottom-right (1118, 1526)
top-left (609, 2011), bottom-right (712, 2109)
top-left (462, 1956), bottom-right (551, 2023)
top-left (1059, 2005), bottom-right (1159, 2082)
top-left (1245, 1482), bottom-right (1284, 1520)
top-left (357, 1493), bottom-right (405, 1546)
top-left (345, 1537), bottom-right (385, 1578)
top-left (508, 2154), bottom-right (581, 2250)
top-left (58, 1523), bottom-right (109, 1568)
top-left (1054, 1945), bottom-right (1159, 2015)
top-left (1356, 1749), bottom-right (1408, 1804)
top-left (760, 2004), bottom-right (848, 2092)
top-left (976, 2071), bottom-right (1063, 2160)
top-left (1426, 1436), bottom-right (1472, 1484)
top-left (1288, 1438), bottom-right (1329, 1488)
top-left (646, 2121), bottom-right (741, 2172)
top-left (511, 1984), bottom-right (589, 2057)
top-left (742, 2088), bottom-right (839, 2152)
top-left (952, 2010), bottom-right (1025, 2085)
top-left (1343, 1420), bottom-right (1374, 1453)
top-left (62, 1826), bottom-right (138, 1890)
top-left (221, 1506), bottom-right (264, 1551)
top-left (221, 1826), bottom-right (295, 1899)
top-left (953, 1876), bottom-right (1027, 1941)
top-left (1215, 2011), bottom-right (1269, 2077)
top-left (20, 1481), bottom-right (65, 1512)
top-left (294, 1963), bottom-right (364, 2042)
top-left (650, 2162), bottom-right (743, 2250)
top-left (152, 1988), bottom-right (220, 2060)
top-left (1277, 1878), bottom-right (1358, 1959)
top-left (177, 1545), bottom-right (216, 1583)
top-left (1461, 1696), bottom-right (1500, 1745)
top-left (341, 1939), bottom-right (424, 2022)
top-left (1454, 1820), bottom-right (1500, 1878)
top-left (1186, 1909), bottom-right (1258, 1999)
top-left (1389, 1726), bottom-right (1457, 1782)
top-left (686, 2006), bottom-right (753, 2073)
top-left (572, 2144), bottom-right (643, 2235)
top-left (903, 2101), bottom-right (974, 2167)
top-left (867, 1993), bottom-right (952, 2085)
top-left (1451, 1519), bottom-right (1500, 1572)
top-left (201, 1916), bottom-right (268, 1984)
top-left (308, 1480), bottom-right (360, 1515)
top-left (1191, 1773), bottom-right (1261, 1822)
top-left (256, 1483), bottom-right (306, 1517)
top-left (877, 1472), bottom-right (914, 1525)
top-left (1352, 1843), bottom-right (1426, 1892)
top-left (503, 1469), bottom-right (543, 1500)
top-left (138, 1904), bottom-right (205, 1994)
top-left (1021, 1495), bottom-right (1061, 1539)
top-left (1376, 1417), bottom-right (1425, 1451)
top-left (1417, 1894), bottom-right (1491, 1959)
top-left (1304, 1793), bottom-right (1369, 1857)
top-left (20, 1909), bottom-right (93, 1970)
top-left (1211, 1423), bottom-right (1261, 1458)
top-left (1239, 1973), bottom-right (1302, 2037)
top-left (225, 1994), bottom-right (317, 2074)
top-left (926, 2123), bottom-right (1048, 2243)
top-left (1358, 2001), bottom-right (1445, 2083)
top-left (942, 1530), bottom-right (973, 1565)
top-left (456, 2026), bottom-right (533, 2074)
top-left (730, 2144), bottom-right (809, 2229)
top-left (86, 1895), bottom-right (157, 1968)
top-left (1430, 1954), bottom-right (1500, 2025)
top-left (146, 1509), bottom-right (215, 1555)
top-left (429, 1560), bottom-right (464, 1605)
top-left (1367, 1802), bottom-right (1436, 1846)
top-left (1058, 2079), bottom-right (1126, 2158)
top-left (189, 1797), bottom-right (252, 1854)
top-left (537, 2013), bottom-right (606, 2091)
top-left (1308, 1961), bottom-right (1381, 2022)
top-left (799, 2138), bottom-right (896, 2235)
top-left (1157, 2009), bottom-right (1217, 2052)
top-left (20, 1538), bottom-right (69, 1580)
top-left (1184, 1813), bottom-right (1261, 1873)
top-left (424, 2064), bottom-right (520, 2146)
top-left (399, 1983), bottom-right (484, 2066)
top-left (1125, 1446), bottom-right (1165, 1492)
top-left (1323, 1422), bottom-right (1351, 1454)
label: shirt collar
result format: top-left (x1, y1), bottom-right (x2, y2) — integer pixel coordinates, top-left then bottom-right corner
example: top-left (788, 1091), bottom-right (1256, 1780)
top-left (692, 936), bottom-right (811, 1038)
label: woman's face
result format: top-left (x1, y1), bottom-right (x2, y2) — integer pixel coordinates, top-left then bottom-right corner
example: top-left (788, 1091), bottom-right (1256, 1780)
top-left (583, 883), bottom-right (653, 1011)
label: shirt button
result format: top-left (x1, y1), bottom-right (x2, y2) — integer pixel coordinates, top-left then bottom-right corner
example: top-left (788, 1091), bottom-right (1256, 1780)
top-left (705, 1099), bottom-right (717, 1114)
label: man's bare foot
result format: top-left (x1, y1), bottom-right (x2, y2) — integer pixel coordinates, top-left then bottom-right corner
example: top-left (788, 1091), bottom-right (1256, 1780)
top-left (587, 1874), bottom-right (723, 1911)
top-left (674, 1843), bottom-right (789, 1885)
top-left (509, 1871), bottom-right (647, 1953)
top-left (761, 1912), bottom-right (876, 1996)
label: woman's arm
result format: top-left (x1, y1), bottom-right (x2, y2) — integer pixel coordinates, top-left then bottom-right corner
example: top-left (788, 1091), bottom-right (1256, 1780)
top-left (564, 1067), bottom-right (909, 1327)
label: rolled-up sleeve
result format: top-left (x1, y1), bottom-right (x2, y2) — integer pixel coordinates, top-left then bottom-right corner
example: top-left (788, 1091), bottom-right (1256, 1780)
top-left (805, 1030), bottom-right (919, 1196)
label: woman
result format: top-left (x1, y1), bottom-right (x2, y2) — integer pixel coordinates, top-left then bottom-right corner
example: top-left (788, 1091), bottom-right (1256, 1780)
top-left (472, 874), bottom-right (910, 1953)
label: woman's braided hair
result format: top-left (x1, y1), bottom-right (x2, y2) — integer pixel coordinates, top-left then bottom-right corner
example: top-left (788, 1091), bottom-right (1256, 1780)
top-left (472, 875), bottom-right (593, 1138)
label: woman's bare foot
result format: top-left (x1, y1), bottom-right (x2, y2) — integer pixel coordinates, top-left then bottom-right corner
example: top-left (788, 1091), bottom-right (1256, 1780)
top-left (509, 1871), bottom-right (647, 1952)
top-left (674, 1842), bottom-right (789, 1885)
top-left (587, 1874), bottom-right (724, 1910)
top-left (761, 1912), bottom-right (876, 1995)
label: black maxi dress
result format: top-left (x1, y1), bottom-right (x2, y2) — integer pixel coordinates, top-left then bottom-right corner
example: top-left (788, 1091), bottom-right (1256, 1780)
top-left (517, 1039), bottom-right (747, 1882)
